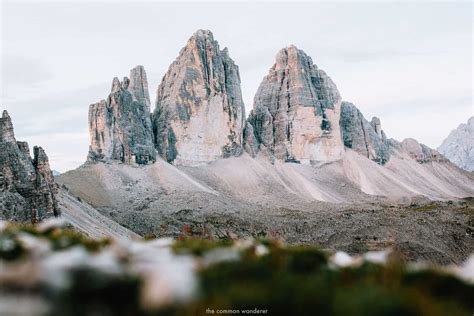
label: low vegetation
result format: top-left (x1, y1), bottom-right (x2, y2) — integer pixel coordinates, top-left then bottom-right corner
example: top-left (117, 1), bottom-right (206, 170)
top-left (0, 222), bottom-right (472, 316)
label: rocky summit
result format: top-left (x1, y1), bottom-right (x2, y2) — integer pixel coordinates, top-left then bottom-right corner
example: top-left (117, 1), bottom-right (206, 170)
top-left (0, 110), bottom-right (59, 222)
top-left (88, 65), bottom-right (156, 165)
top-left (5, 28), bottom-right (467, 265)
top-left (246, 45), bottom-right (344, 163)
top-left (390, 138), bottom-right (448, 164)
top-left (152, 30), bottom-right (245, 166)
top-left (438, 117), bottom-right (474, 172)
top-left (340, 102), bottom-right (390, 165)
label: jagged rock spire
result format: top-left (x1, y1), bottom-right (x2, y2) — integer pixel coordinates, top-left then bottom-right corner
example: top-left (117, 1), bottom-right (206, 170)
top-left (246, 45), bottom-right (344, 162)
top-left (88, 66), bottom-right (156, 165)
top-left (152, 29), bottom-right (245, 165)
top-left (128, 65), bottom-right (151, 110)
top-left (0, 110), bottom-right (59, 222)
top-left (0, 110), bottom-right (16, 143)
top-left (339, 102), bottom-right (390, 165)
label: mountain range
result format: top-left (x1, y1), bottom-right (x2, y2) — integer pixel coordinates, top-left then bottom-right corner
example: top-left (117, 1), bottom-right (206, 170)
top-left (1, 30), bottom-right (473, 262)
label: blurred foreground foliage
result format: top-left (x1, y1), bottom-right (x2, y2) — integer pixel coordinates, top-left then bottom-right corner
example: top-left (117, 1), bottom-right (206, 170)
top-left (164, 241), bottom-right (473, 316)
top-left (0, 223), bottom-right (472, 316)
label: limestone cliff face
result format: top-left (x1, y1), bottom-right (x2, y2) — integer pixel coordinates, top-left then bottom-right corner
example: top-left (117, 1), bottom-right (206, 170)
top-left (152, 30), bottom-right (245, 165)
top-left (438, 117), bottom-right (474, 172)
top-left (340, 102), bottom-right (390, 165)
top-left (88, 66), bottom-right (156, 165)
top-left (0, 110), bottom-right (59, 222)
top-left (246, 45), bottom-right (344, 163)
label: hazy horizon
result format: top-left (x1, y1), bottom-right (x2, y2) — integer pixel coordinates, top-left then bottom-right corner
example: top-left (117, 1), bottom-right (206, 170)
top-left (1, 1), bottom-right (472, 172)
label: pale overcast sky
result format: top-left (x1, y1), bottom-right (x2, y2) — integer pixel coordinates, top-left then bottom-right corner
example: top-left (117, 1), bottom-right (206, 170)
top-left (1, 1), bottom-right (472, 172)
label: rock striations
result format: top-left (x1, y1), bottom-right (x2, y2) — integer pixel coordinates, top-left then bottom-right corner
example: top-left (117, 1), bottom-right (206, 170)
top-left (88, 66), bottom-right (156, 165)
top-left (246, 45), bottom-right (344, 163)
top-left (438, 117), bottom-right (474, 172)
top-left (0, 110), bottom-right (59, 222)
top-left (56, 29), bottom-right (474, 240)
top-left (83, 29), bottom-right (465, 180)
top-left (152, 30), bottom-right (245, 165)
top-left (339, 102), bottom-right (390, 165)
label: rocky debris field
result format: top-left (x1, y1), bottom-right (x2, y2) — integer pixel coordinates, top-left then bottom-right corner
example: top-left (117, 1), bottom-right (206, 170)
top-left (110, 197), bottom-right (474, 265)
top-left (0, 219), bottom-right (473, 316)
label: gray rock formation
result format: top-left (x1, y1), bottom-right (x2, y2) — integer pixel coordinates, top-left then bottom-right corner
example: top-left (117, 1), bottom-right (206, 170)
top-left (242, 121), bottom-right (259, 158)
top-left (339, 102), bottom-right (390, 164)
top-left (246, 45), bottom-right (344, 163)
top-left (88, 66), bottom-right (156, 165)
top-left (152, 29), bottom-right (245, 165)
top-left (438, 117), bottom-right (474, 172)
top-left (0, 110), bottom-right (59, 222)
top-left (390, 138), bottom-right (447, 164)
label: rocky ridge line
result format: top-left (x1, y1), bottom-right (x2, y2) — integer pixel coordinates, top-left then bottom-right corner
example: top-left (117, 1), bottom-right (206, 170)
top-left (0, 110), bottom-right (59, 222)
top-left (84, 30), bottom-right (455, 169)
top-left (339, 102), bottom-right (390, 165)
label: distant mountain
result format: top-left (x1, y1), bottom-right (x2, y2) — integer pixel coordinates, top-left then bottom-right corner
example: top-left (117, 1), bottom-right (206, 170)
top-left (438, 117), bottom-right (474, 172)
top-left (58, 30), bottom-right (474, 234)
top-left (52, 170), bottom-right (61, 176)
top-left (3, 29), bottom-right (474, 264)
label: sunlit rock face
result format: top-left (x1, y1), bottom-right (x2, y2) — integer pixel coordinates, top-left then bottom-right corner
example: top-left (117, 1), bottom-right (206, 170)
top-left (0, 110), bottom-right (59, 222)
top-left (246, 45), bottom-right (344, 163)
top-left (152, 30), bottom-right (245, 166)
top-left (88, 66), bottom-right (156, 165)
top-left (340, 102), bottom-right (390, 165)
top-left (438, 117), bottom-right (474, 172)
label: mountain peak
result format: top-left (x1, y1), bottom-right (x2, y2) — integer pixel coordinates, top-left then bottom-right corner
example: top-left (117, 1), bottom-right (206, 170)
top-left (128, 65), bottom-right (151, 110)
top-left (274, 45), bottom-right (314, 69)
top-left (192, 29), bottom-right (214, 40)
top-left (467, 116), bottom-right (474, 126)
top-left (88, 66), bottom-right (155, 165)
top-left (0, 109), bottom-right (15, 143)
top-left (247, 46), bottom-right (342, 162)
top-left (2, 110), bottom-right (10, 119)
top-left (152, 30), bottom-right (245, 165)
top-left (438, 116), bottom-right (474, 172)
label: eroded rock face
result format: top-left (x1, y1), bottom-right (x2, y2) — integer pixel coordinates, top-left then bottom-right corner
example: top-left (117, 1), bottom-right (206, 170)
top-left (152, 30), bottom-right (245, 165)
top-left (392, 138), bottom-right (447, 164)
top-left (0, 110), bottom-right (59, 222)
top-left (246, 45), bottom-right (344, 163)
top-left (88, 66), bottom-right (156, 165)
top-left (438, 117), bottom-right (474, 172)
top-left (340, 102), bottom-right (390, 165)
